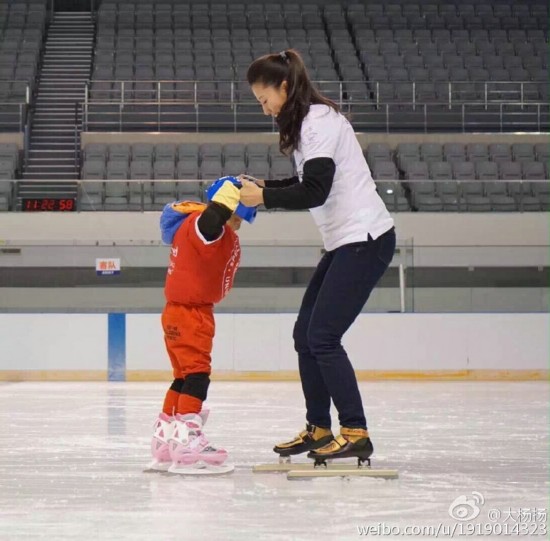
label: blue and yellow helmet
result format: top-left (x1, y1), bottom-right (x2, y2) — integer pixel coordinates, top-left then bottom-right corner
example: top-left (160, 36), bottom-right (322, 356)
top-left (205, 176), bottom-right (257, 224)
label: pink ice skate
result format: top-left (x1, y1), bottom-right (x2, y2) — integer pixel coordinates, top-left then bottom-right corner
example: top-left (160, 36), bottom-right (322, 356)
top-left (145, 409), bottom-right (211, 472)
top-left (145, 412), bottom-right (175, 472)
top-left (168, 413), bottom-right (233, 475)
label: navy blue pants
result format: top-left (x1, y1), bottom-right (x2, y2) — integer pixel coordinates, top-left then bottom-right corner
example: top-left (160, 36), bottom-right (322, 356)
top-left (293, 226), bottom-right (396, 430)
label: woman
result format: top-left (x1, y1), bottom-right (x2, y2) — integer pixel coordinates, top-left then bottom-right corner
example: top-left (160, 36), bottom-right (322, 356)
top-left (239, 49), bottom-right (396, 463)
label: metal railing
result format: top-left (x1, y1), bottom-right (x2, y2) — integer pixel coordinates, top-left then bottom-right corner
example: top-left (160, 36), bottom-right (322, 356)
top-left (2, 238), bottom-right (549, 312)
top-left (0, 235), bottom-right (413, 312)
top-left (81, 100), bottom-right (280, 132)
top-left (80, 79), bottom-right (549, 133)
top-left (69, 178), bottom-right (549, 214)
top-left (349, 101), bottom-right (549, 133)
top-left (0, 102), bottom-right (28, 133)
top-left (80, 99), bottom-right (550, 133)
top-left (376, 177), bottom-right (549, 213)
top-left (0, 81), bottom-right (31, 133)
top-left (74, 101), bottom-right (82, 173)
top-left (84, 79), bottom-right (545, 107)
top-left (0, 81), bottom-right (31, 104)
top-left (370, 80), bottom-right (545, 108)
top-left (84, 79), bottom-right (344, 106)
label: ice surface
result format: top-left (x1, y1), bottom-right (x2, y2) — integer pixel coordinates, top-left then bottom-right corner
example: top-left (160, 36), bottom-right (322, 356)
top-left (0, 381), bottom-right (548, 541)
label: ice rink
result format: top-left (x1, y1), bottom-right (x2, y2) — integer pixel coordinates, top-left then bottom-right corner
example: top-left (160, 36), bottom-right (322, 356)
top-left (0, 380), bottom-right (548, 541)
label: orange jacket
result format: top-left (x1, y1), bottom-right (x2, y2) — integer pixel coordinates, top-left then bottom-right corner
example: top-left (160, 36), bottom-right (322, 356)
top-left (164, 211), bottom-right (241, 305)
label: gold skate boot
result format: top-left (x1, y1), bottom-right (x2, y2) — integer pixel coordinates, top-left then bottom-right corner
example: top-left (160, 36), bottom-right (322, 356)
top-left (273, 424), bottom-right (334, 457)
top-left (308, 427), bottom-right (373, 465)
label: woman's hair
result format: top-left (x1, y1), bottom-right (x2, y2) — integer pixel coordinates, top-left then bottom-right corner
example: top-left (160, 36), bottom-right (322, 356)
top-left (246, 49), bottom-right (339, 155)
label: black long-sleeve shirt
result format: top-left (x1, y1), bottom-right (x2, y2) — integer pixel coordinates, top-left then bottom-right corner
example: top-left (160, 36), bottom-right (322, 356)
top-left (262, 157), bottom-right (336, 211)
top-left (196, 201), bottom-right (232, 241)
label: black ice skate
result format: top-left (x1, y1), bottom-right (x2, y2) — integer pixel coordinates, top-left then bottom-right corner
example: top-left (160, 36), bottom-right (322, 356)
top-left (307, 427), bottom-right (374, 467)
top-left (273, 424), bottom-right (334, 458)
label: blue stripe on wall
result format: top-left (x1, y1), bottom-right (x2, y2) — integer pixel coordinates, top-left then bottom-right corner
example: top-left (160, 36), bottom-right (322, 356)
top-left (108, 313), bottom-right (126, 381)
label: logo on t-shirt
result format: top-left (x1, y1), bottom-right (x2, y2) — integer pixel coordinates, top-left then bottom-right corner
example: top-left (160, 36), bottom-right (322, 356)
top-left (303, 125), bottom-right (320, 147)
top-left (222, 237), bottom-right (241, 296)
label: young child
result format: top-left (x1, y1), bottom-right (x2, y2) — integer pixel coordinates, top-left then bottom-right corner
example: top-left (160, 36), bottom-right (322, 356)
top-left (148, 176), bottom-right (256, 474)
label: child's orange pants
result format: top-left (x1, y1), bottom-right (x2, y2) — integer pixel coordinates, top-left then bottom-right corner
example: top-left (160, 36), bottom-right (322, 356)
top-left (161, 302), bottom-right (214, 415)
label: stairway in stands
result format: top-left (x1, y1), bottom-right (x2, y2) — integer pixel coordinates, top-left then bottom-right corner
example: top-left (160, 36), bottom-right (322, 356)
top-left (18, 12), bottom-right (94, 205)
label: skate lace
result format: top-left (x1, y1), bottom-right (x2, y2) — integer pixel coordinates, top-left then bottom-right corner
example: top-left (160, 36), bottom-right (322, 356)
top-left (183, 430), bottom-right (209, 451)
top-left (154, 419), bottom-right (174, 442)
top-left (202, 445), bottom-right (218, 452)
top-left (171, 422), bottom-right (192, 445)
top-left (198, 431), bottom-right (221, 453)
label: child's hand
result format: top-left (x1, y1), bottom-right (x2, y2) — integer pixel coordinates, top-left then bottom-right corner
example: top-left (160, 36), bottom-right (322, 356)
top-left (211, 180), bottom-right (241, 212)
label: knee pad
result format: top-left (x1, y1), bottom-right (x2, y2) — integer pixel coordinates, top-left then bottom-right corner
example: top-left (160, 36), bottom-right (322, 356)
top-left (182, 373), bottom-right (210, 401)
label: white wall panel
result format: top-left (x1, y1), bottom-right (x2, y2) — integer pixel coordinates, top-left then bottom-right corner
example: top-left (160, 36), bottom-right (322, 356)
top-left (233, 314), bottom-right (281, 371)
top-left (466, 314), bottom-right (549, 369)
top-left (343, 314), bottom-right (472, 370)
top-left (125, 314), bottom-right (164, 371)
top-left (278, 315), bottom-right (299, 371)
top-left (211, 314), bottom-right (235, 371)
top-left (1, 313), bottom-right (548, 374)
top-left (2, 212), bottom-right (548, 247)
top-left (0, 314), bottom-right (106, 370)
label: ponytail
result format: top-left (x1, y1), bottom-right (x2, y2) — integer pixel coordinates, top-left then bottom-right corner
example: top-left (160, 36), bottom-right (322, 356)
top-left (247, 49), bottom-right (339, 155)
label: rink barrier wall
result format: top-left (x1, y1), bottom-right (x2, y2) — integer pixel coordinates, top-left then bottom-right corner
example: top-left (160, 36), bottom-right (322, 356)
top-left (125, 369), bottom-right (546, 381)
top-left (0, 313), bottom-right (548, 381)
top-left (107, 313), bottom-right (126, 382)
top-left (0, 370), bottom-right (545, 382)
top-left (2, 211), bottom-right (549, 247)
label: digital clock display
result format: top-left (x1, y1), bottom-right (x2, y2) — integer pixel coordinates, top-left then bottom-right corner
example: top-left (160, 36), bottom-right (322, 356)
top-left (22, 198), bottom-right (76, 212)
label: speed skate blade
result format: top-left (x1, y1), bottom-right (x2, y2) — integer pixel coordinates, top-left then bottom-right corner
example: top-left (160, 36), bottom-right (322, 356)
top-left (253, 462), bottom-right (350, 473)
top-left (287, 468), bottom-right (398, 480)
top-left (143, 460), bottom-right (172, 473)
top-left (253, 463), bottom-right (398, 479)
top-left (166, 462), bottom-right (235, 476)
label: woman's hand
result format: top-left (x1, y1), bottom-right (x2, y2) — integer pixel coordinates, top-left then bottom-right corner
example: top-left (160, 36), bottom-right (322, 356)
top-left (237, 174), bottom-right (265, 188)
top-left (239, 178), bottom-right (264, 207)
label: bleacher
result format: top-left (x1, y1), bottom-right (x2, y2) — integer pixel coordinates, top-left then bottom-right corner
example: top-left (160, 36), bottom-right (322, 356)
top-left (368, 141), bottom-right (549, 211)
top-left (75, 139), bottom-right (550, 212)
top-left (0, 0), bottom-right (47, 131)
top-left (83, 0), bottom-right (549, 132)
top-left (79, 141), bottom-right (294, 210)
top-left (0, 142), bottom-right (21, 209)
top-left (0, 0), bottom-right (548, 211)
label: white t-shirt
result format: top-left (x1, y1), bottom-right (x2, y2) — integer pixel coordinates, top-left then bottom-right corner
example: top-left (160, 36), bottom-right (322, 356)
top-left (294, 104), bottom-right (394, 251)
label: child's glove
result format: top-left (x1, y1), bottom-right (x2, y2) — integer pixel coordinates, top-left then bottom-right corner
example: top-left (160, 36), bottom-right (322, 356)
top-left (211, 180), bottom-right (241, 212)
